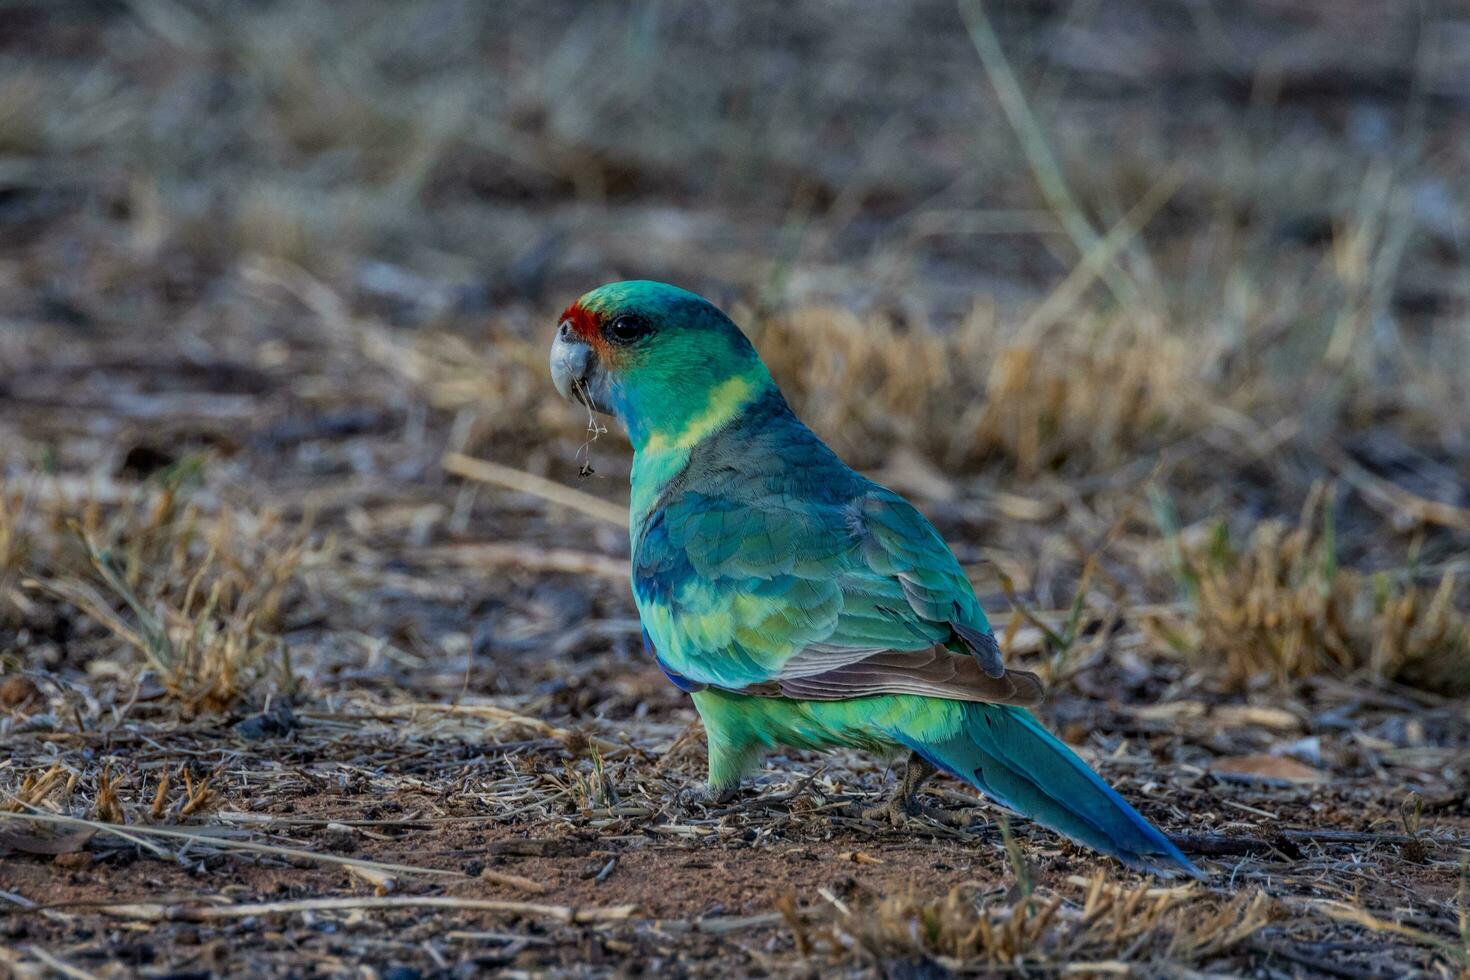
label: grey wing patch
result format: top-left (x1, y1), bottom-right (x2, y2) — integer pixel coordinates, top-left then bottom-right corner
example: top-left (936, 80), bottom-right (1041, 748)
top-left (775, 643), bottom-right (890, 678)
top-left (774, 647), bottom-right (1044, 707)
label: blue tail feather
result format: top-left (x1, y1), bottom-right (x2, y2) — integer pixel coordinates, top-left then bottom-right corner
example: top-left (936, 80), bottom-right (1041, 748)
top-left (906, 703), bottom-right (1201, 878)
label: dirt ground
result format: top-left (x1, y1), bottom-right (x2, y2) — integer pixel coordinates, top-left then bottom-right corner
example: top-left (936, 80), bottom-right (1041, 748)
top-left (3, 1), bottom-right (1470, 977)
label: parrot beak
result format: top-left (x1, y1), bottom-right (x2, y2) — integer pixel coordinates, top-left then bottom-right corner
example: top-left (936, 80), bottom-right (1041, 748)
top-left (550, 322), bottom-right (608, 413)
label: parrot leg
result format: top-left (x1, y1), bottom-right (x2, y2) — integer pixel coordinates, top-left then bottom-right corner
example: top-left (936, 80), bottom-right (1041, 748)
top-left (862, 752), bottom-right (981, 829)
top-left (690, 691), bottom-right (763, 804)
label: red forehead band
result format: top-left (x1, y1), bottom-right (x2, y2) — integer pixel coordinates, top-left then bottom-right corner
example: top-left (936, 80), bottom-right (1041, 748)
top-left (560, 302), bottom-right (602, 344)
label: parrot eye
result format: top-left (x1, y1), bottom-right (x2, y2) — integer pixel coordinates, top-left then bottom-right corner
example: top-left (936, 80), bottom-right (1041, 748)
top-left (607, 315), bottom-right (652, 345)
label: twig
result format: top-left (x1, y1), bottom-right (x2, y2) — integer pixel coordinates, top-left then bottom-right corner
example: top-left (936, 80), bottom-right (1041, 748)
top-left (1280, 828), bottom-right (1457, 848)
top-left (1169, 832), bottom-right (1297, 861)
top-left (216, 807), bottom-right (557, 830)
top-left (442, 452), bottom-right (628, 528)
top-left (1246, 939), bottom-right (1393, 980)
top-left (1171, 828), bottom-right (1464, 859)
top-left (0, 888), bottom-right (76, 926)
top-left (405, 542), bottom-right (628, 580)
top-left (0, 811), bottom-right (463, 879)
top-left (1326, 445), bottom-right (1470, 532)
top-left (444, 930), bottom-right (555, 945)
top-left (1283, 896), bottom-right (1462, 953)
top-left (20, 946), bottom-right (101, 980)
top-left (480, 867), bottom-right (550, 895)
top-left (3, 798), bottom-right (171, 859)
top-left (652, 911), bottom-right (788, 935)
top-left (369, 702), bottom-right (624, 756)
top-left (89, 895), bottom-right (639, 924)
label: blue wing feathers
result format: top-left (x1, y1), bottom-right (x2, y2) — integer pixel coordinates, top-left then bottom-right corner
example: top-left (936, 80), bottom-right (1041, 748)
top-left (633, 392), bottom-right (999, 688)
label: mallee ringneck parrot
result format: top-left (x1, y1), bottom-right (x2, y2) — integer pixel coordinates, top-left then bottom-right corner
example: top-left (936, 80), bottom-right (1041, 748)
top-left (550, 280), bottom-right (1200, 878)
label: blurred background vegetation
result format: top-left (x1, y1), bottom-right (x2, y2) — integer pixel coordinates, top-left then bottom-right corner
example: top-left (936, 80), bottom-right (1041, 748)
top-left (3, 0), bottom-right (1465, 698)
top-left (1, 3), bottom-right (1469, 972)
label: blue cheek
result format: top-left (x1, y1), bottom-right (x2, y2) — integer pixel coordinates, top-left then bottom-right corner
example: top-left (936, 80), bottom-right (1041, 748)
top-left (605, 382), bottom-right (640, 430)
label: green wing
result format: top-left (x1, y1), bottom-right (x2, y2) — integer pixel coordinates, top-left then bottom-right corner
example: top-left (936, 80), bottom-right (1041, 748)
top-left (634, 472), bottom-right (1012, 698)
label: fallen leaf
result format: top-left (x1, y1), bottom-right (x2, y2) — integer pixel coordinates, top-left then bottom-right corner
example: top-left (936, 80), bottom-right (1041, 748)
top-left (836, 851), bottom-right (884, 865)
top-left (0, 675), bottom-right (42, 711)
top-left (1210, 754), bottom-right (1327, 786)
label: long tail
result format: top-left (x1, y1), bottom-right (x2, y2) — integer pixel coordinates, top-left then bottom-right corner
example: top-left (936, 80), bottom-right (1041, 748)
top-left (906, 702), bottom-right (1201, 878)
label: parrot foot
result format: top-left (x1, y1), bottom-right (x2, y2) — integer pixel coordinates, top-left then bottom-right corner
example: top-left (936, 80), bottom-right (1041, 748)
top-left (860, 796), bottom-right (980, 829)
top-left (912, 801), bottom-right (984, 828)
top-left (674, 783), bottom-right (737, 813)
top-left (859, 796), bottom-right (915, 827)
top-left (858, 752), bottom-right (984, 829)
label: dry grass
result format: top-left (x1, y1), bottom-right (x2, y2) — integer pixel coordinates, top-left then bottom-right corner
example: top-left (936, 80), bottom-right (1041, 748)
top-left (2, 759), bottom-right (218, 826)
top-left (3, 478), bottom-right (313, 712)
top-left (1150, 484), bottom-right (1470, 693)
top-left (756, 305), bottom-right (1201, 476)
top-left (815, 875), bottom-right (1273, 970)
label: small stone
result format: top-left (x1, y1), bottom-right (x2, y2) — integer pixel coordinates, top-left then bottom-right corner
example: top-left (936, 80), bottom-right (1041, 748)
top-left (53, 851), bottom-right (92, 870)
top-left (233, 702), bottom-right (297, 740)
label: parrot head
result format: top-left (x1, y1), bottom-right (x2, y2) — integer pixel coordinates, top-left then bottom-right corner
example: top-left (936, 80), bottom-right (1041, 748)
top-left (550, 281), bottom-right (773, 450)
